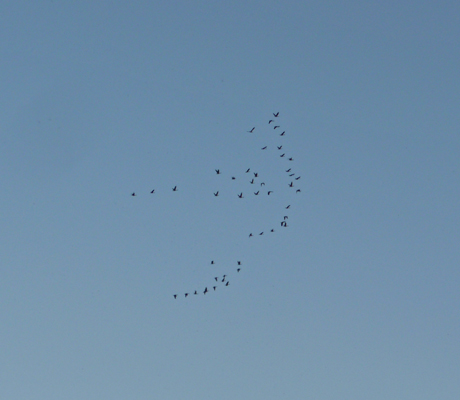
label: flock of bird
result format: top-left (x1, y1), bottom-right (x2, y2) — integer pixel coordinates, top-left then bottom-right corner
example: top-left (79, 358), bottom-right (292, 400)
top-left (130, 112), bottom-right (301, 299)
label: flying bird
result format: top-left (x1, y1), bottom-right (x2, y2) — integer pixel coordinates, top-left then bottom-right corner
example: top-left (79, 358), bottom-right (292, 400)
top-left (280, 131), bottom-right (285, 136)
top-left (194, 291), bottom-right (198, 295)
top-left (213, 286), bottom-right (217, 291)
top-left (173, 294), bottom-right (177, 299)
top-left (225, 281), bottom-right (229, 286)
top-left (295, 176), bottom-right (301, 180)
top-left (259, 232), bottom-right (264, 235)
top-left (215, 169), bottom-right (220, 174)
top-left (289, 182), bottom-right (294, 187)
top-left (250, 179), bottom-right (254, 184)
top-left (238, 193), bottom-right (244, 198)
top-left (237, 261), bottom-right (241, 265)
top-left (270, 229), bottom-right (274, 232)
top-left (254, 172), bottom-right (258, 177)
top-left (215, 277), bottom-right (218, 281)
top-left (204, 287), bottom-right (208, 294)
top-left (232, 176), bottom-right (236, 180)
top-left (260, 182), bottom-right (265, 186)
top-left (249, 233), bottom-right (253, 237)
top-left (245, 168), bottom-right (250, 173)
top-left (280, 153), bottom-right (285, 157)
top-left (261, 146), bottom-right (267, 150)
top-left (185, 293), bottom-right (189, 298)
top-left (248, 127), bottom-right (255, 133)
top-left (254, 191), bottom-right (259, 195)
top-left (150, 189), bottom-right (155, 194)
top-left (286, 168), bottom-right (291, 172)
top-left (277, 145), bottom-right (283, 150)
top-left (211, 260), bottom-right (214, 264)
top-left (296, 189), bottom-right (301, 193)
top-left (268, 191), bottom-right (273, 195)
top-left (274, 126), bottom-right (280, 129)
top-left (289, 158), bottom-right (293, 161)
top-left (131, 192), bottom-right (136, 196)
top-left (214, 191), bottom-right (219, 196)
top-left (286, 205), bottom-right (291, 209)
top-left (268, 120), bottom-right (274, 124)
top-left (172, 186), bottom-right (177, 191)
top-left (284, 216), bottom-right (289, 220)
top-left (273, 112), bottom-right (279, 117)
top-left (237, 268), bottom-right (241, 272)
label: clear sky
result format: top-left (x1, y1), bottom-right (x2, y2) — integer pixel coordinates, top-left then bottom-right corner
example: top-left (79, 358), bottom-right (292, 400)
top-left (1, 1), bottom-right (459, 399)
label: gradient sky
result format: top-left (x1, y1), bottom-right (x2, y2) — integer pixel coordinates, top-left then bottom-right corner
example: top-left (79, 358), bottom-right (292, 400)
top-left (1, 1), bottom-right (459, 399)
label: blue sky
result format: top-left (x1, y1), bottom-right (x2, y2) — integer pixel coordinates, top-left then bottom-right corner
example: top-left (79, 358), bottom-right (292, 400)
top-left (1, 1), bottom-right (459, 399)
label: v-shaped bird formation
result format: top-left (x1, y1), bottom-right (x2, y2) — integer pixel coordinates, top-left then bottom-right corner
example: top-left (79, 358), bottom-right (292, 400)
top-left (130, 112), bottom-right (302, 299)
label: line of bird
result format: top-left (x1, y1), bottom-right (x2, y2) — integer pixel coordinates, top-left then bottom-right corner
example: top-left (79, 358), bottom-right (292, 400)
top-left (173, 260), bottom-right (242, 299)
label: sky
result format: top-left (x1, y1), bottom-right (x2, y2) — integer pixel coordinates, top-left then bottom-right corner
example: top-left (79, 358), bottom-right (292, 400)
top-left (1, 1), bottom-right (459, 399)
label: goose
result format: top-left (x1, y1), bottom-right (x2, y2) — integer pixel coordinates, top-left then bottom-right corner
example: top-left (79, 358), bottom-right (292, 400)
top-left (238, 193), bottom-right (244, 198)
top-left (248, 127), bottom-right (255, 133)
top-left (215, 169), bottom-right (220, 174)
top-left (214, 191), bottom-right (219, 196)
top-left (172, 186), bottom-right (177, 191)
top-left (150, 189), bottom-right (155, 194)
top-left (280, 131), bottom-right (285, 136)
top-left (273, 112), bottom-right (279, 117)
top-left (261, 146), bottom-right (267, 150)
top-left (254, 191), bottom-right (259, 195)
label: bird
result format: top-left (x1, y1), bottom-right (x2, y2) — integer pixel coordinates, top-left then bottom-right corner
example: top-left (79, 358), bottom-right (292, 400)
top-left (270, 229), bottom-right (274, 232)
top-left (273, 112), bottom-right (279, 117)
top-left (204, 287), bottom-right (208, 294)
top-left (237, 261), bottom-right (241, 265)
top-left (286, 205), bottom-right (291, 209)
top-left (232, 176), bottom-right (236, 180)
top-left (284, 216), bottom-right (289, 220)
top-left (274, 126), bottom-right (280, 129)
top-left (268, 191), bottom-right (273, 195)
top-left (215, 277), bottom-right (218, 281)
top-left (259, 232), bottom-right (264, 235)
top-left (213, 286), bottom-right (217, 291)
top-left (254, 191), bottom-right (259, 195)
top-left (260, 182), bottom-right (265, 186)
top-left (280, 131), bottom-right (285, 136)
top-left (281, 221), bottom-right (287, 227)
top-left (261, 146), bottom-right (267, 150)
top-left (254, 172), bottom-right (258, 177)
top-left (289, 182), bottom-right (294, 187)
top-left (295, 176), bottom-right (301, 180)
top-left (288, 157), bottom-right (293, 161)
top-left (215, 169), bottom-right (221, 174)
top-left (222, 277), bottom-right (225, 282)
top-left (238, 193), bottom-right (243, 198)
top-left (185, 293), bottom-right (189, 298)
top-left (172, 186), bottom-right (177, 191)
top-left (225, 281), bottom-right (229, 286)
top-left (214, 191), bottom-right (219, 196)
top-left (249, 233), bottom-right (253, 237)
top-left (277, 145), bottom-right (283, 150)
top-left (173, 294), bottom-right (177, 299)
top-left (296, 189), bottom-right (301, 193)
top-left (131, 192), bottom-right (136, 196)
top-left (286, 168), bottom-right (291, 172)
top-left (150, 189), bottom-right (155, 194)
top-left (280, 153), bottom-right (285, 157)
top-left (245, 168), bottom-right (250, 173)
top-left (194, 291), bottom-right (198, 295)
top-left (211, 260), bottom-right (214, 264)
top-left (250, 179), bottom-right (254, 184)
top-left (237, 268), bottom-right (241, 272)
top-left (248, 127), bottom-right (255, 133)
top-left (269, 120), bottom-right (274, 124)
top-left (289, 173), bottom-right (295, 177)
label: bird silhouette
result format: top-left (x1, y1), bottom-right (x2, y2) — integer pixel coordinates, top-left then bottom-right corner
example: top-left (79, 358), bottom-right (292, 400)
top-left (295, 176), bottom-right (301, 180)
top-left (172, 186), bottom-right (177, 191)
top-left (246, 168), bottom-right (250, 173)
top-left (286, 205), bottom-right (291, 209)
top-left (131, 192), bottom-right (136, 196)
top-left (271, 229), bottom-right (274, 232)
top-left (254, 172), bottom-right (258, 177)
top-left (225, 281), bottom-right (229, 286)
top-left (274, 126), bottom-right (280, 129)
top-left (215, 277), bottom-right (218, 281)
top-left (254, 191), bottom-right (259, 195)
top-left (249, 233), bottom-right (253, 237)
top-left (213, 286), bottom-right (217, 291)
top-left (173, 294), bottom-right (177, 299)
top-left (185, 293), bottom-right (189, 297)
top-left (215, 169), bottom-right (220, 174)
top-left (280, 131), bottom-right (285, 136)
top-left (289, 182), bottom-right (294, 187)
top-left (237, 261), bottom-right (241, 265)
top-left (259, 232), bottom-right (264, 235)
top-left (296, 189), bottom-right (301, 193)
top-left (269, 120), bottom-right (274, 124)
top-left (238, 193), bottom-right (244, 198)
top-left (289, 157), bottom-right (293, 161)
top-left (289, 173), bottom-right (295, 177)
top-left (250, 179), bottom-right (254, 184)
top-left (248, 127), bottom-right (255, 133)
top-left (281, 221), bottom-right (287, 227)
top-left (194, 291), bottom-right (198, 295)
top-left (232, 176), bottom-right (236, 180)
top-left (286, 168), bottom-right (291, 172)
top-left (261, 146), bottom-right (267, 150)
top-left (150, 189), bottom-right (155, 194)
top-left (211, 260), bottom-right (214, 264)
top-left (273, 112), bottom-right (279, 117)
top-left (214, 191), bottom-right (219, 196)
top-left (280, 153), bottom-right (285, 157)
top-left (268, 191), bottom-right (273, 195)
top-left (237, 268), bottom-right (241, 272)
top-left (284, 216), bottom-right (289, 220)
top-left (204, 287), bottom-right (208, 294)
top-left (277, 145), bottom-right (283, 150)
top-left (260, 182), bottom-right (265, 186)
